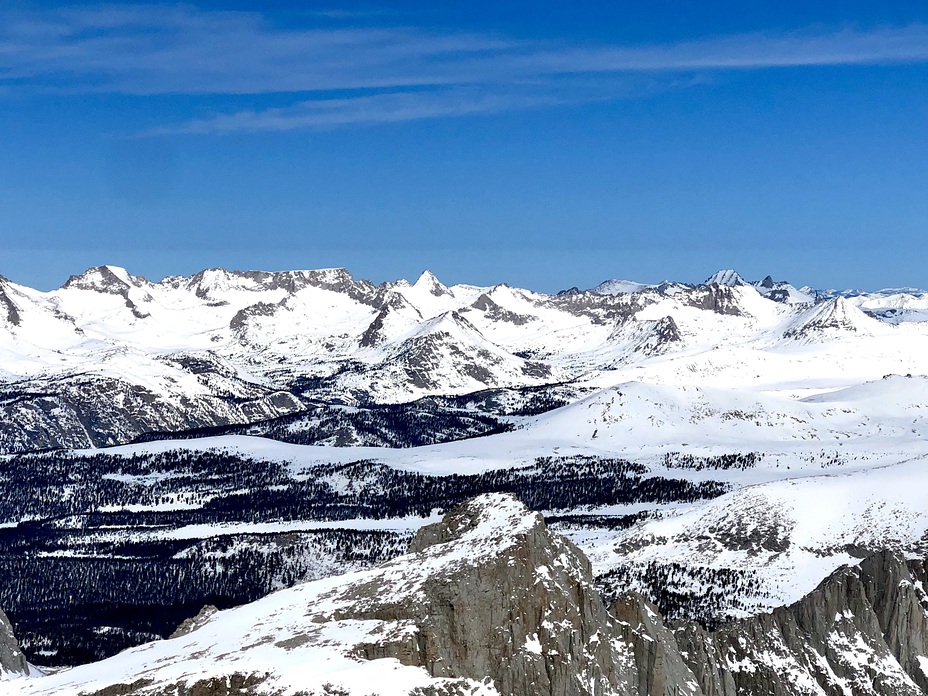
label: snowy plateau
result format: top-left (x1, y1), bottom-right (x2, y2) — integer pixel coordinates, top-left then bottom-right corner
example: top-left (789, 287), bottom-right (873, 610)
top-left (0, 265), bottom-right (927, 695)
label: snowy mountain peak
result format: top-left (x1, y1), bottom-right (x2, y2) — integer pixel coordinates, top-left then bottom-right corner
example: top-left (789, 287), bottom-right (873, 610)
top-left (591, 279), bottom-right (654, 295)
top-left (704, 269), bottom-right (746, 287)
top-left (784, 295), bottom-right (879, 341)
top-left (415, 308), bottom-right (480, 338)
top-left (61, 265), bottom-right (148, 294)
top-left (359, 291), bottom-right (424, 348)
top-left (409, 492), bottom-right (540, 551)
top-left (184, 267), bottom-right (249, 298)
top-left (751, 275), bottom-right (814, 305)
top-left (414, 270), bottom-right (449, 297)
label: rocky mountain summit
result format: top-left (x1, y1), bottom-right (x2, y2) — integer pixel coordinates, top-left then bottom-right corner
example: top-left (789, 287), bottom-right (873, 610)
top-left (5, 495), bottom-right (927, 696)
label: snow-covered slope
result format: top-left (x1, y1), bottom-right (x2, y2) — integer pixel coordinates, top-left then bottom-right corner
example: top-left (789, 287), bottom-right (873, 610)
top-left (783, 296), bottom-right (884, 342)
top-left (521, 375), bottom-right (928, 452)
top-left (587, 453), bottom-right (928, 620)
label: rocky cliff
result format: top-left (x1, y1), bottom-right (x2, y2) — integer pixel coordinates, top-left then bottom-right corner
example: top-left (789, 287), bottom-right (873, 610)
top-left (0, 608), bottom-right (29, 679)
top-left (675, 550), bottom-right (928, 695)
top-left (2, 496), bottom-right (927, 696)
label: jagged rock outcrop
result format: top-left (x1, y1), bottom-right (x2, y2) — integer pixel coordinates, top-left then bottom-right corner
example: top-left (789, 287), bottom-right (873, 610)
top-left (332, 493), bottom-right (697, 696)
top-left (0, 608), bottom-right (29, 678)
top-left (610, 594), bottom-right (701, 696)
top-left (674, 550), bottom-right (928, 695)
top-left (861, 553), bottom-right (928, 693)
top-left (0, 279), bottom-right (22, 327)
top-left (680, 284), bottom-right (745, 316)
top-left (467, 293), bottom-right (534, 326)
top-left (360, 291), bottom-right (423, 348)
top-left (169, 604), bottom-right (218, 639)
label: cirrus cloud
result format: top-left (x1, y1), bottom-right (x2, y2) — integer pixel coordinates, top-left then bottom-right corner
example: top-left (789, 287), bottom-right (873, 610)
top-left (2, 5), bottom-right (927, 133)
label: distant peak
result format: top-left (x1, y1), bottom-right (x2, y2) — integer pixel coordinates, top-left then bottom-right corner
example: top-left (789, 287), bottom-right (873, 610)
top-left (591, 279), bottom-right (654, 296)
top-left (784, 295), bottom-right (875, 340)
top-left (414, 270), bottom-right (449, 296)
top-left (704, 269), bottom-right (746, 287)
top-left (61, 265), bottom-right (147, 293)
top-left (415, 269), bottom-right (440, 283)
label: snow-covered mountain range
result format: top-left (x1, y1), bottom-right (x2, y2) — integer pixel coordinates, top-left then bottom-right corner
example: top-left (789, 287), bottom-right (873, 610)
top-left (0, 265), bottom-right (926, 452)
top-left (1, 265), bottom-right (927, 693)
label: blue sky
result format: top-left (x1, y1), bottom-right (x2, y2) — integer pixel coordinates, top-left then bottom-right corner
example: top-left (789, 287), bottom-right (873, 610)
top-left (1, 1), bottom-right (926, 292)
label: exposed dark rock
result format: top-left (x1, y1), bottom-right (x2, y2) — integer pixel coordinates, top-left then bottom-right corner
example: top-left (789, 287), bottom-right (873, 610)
top-left (0, 282), bottom-right (22, 327)
top-left (0, 607), bottom-right (29, 677)
top-left (185, 268), bottom-right (379, 307)
top-left (170, 605), bottom-right (219, 639)
top-left (330, 494), bottom-right (701, 696)
top-left (229, 301), bottom-right (281, 333)
top-left (549, 292), bottom-right (651, 324)
top-left (349, 521), bottom-right (928, 696)
top-left (675, 550), bottom-right (928, 695)
top-left (360, 293), bottom-right (423, 348)
top-left (82, 678), bottom-right (155, 696)
top-left (611, 594), bottom-right (700, 696)
top-left (61, 266), bottom-right (141, 294)
top-left (652, 315), bottom-right (681, 345)
top-left (61, 266), bottom-right (154, 318)
top-left (0, 373), bottom-right (303, 453)
top-left (468, 294), bottom-right (534, 325)
top-left (680, 284), bottom-right (744, 316)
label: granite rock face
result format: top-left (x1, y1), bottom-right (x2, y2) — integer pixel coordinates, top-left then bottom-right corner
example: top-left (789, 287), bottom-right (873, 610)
top-left (675, 550), bottom-right (928, 695)
top-left (0, 608), bottom-right (29, 678)
top-left (610, 594), bottom-right (701, 696)
top-left (339, 493), bottom-right (663, 696)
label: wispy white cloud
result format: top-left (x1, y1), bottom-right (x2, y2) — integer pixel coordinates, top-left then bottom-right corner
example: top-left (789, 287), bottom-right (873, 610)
top-left (142, 87), bottom-right (586, 135)
top-left (0, 6), bottom-right (518, 94)
top-left (2, 5), bottom-right (927, 132)
top-left (524, 25), bottom-right (928, 72)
